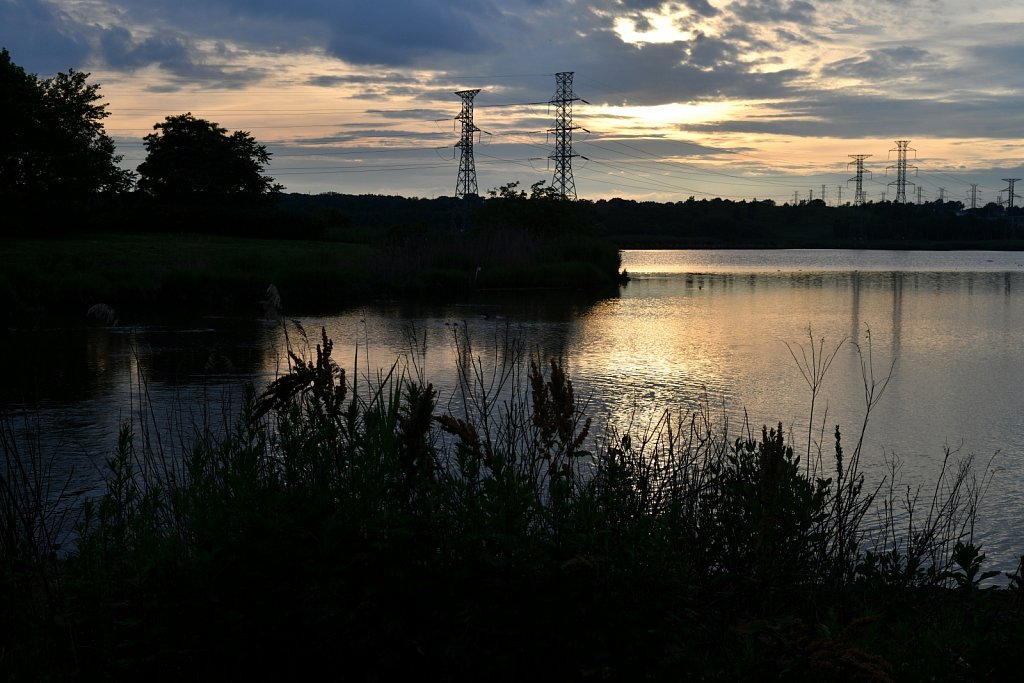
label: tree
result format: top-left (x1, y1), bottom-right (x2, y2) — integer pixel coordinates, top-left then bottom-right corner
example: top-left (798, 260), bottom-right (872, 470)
top-left (137, 113), bottom-right (282, 201)
top-left (0, 48), bottom-right (133, 204)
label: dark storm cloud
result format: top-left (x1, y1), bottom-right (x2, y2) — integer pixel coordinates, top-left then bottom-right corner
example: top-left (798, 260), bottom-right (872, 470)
top-left (323, 2), bottom-right (500, 66)
top-left (108, 0), bottom-right (514, 67)
top-left (0, 0), bottom-right (91, 74)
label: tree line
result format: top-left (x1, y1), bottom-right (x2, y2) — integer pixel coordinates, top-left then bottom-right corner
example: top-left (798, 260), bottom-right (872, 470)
top-left (1, 49), bottom-right (278, 212)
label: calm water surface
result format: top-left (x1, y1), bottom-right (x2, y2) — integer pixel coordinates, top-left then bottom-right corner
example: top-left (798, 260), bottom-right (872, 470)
top-left (4, 249), bottom-right (1023, 571)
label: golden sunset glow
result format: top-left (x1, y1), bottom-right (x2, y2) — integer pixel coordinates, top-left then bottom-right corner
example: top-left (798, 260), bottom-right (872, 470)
top-left (5, 1), bottom-right (1024, 203)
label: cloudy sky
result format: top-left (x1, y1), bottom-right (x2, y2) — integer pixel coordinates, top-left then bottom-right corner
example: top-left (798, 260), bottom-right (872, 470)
top-left (4, 0), bottom-right (1024, 203)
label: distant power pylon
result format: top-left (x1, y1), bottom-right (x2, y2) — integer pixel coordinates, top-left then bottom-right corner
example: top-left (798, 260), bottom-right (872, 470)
top-left (848, 154), bottom-right (872, 205)
top-left (549, 72), bottom-right (586, 200)
top-left (938, 187), bottom-right (946, 203)
top-left (1002, 178), bottom-right (1021, 208)
top-left (969, 183), bottom-right (980, 209)
top-left (454, 89), bottom-right (482, 198)
top-left (915, 186), bottom-right (924, 204)
top-left (821, 184), bottom-right (827, 205)
top-left (837, 186), bottom-right (843, 205)
top-left (887, 140), bottom-right (917, 203)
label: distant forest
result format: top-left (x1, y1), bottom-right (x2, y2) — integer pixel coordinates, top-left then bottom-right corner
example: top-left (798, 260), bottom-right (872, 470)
top-left (276, 192), bottom-right (1024, 249)
top-left (8, 187), bottom-right (1023, 250)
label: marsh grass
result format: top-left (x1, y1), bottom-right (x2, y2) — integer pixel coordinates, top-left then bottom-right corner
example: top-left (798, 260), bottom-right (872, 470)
top-left (1, 324), bottom-right (1019, 680)
top-left (0, 233), bottom-right (379, 317)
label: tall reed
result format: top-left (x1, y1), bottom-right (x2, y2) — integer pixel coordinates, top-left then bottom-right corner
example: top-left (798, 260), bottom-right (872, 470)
top-left (1, 323), bottom-right (1011, 679)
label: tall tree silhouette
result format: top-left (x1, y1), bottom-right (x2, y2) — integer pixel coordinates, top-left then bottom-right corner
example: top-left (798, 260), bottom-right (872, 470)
top-left (137, 113), bottom-right (281, 201)
top-left (0, 48), bottom-right (133, 206)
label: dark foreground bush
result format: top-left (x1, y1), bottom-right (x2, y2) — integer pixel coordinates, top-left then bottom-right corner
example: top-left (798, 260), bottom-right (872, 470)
top-left (2, 328), bottom-right (1021, 680)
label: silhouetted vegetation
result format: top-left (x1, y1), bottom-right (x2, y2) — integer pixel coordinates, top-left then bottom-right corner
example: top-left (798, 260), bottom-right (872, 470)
top-left (11, 186), bottom-right (1024, 319)
top-left (137, 113), bottom-right (282, 201)
top-left (0, 48), bottom-right (133, 215)
top-left (2, 328), bottom-right (1021, 680)
top-left (279, 191), bottom-right (1024, 250)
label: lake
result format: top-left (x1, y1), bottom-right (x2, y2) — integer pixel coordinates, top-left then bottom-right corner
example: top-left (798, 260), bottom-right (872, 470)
top-left (3, 249), bottom-right (1023, 573)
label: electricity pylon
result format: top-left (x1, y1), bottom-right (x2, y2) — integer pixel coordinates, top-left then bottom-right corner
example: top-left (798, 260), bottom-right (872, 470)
top-left (1002, 178), bottom-right (1020, 209)
top-left (968, 183), bottom-right (980, 209)
top-left (548, 72), bottom-right (586, 200)
top-left (454, 89), bottom-right (481, 198)
top-left (887, 140), bottom-right (917, 203)
top-left (848, 154), bottom-right (872, 205)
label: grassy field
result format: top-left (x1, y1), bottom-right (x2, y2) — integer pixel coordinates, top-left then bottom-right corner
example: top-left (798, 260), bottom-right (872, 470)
top-left (1, 224), bottom-right (624, 322)
top-left (0, 232), bottom-right (380, 318)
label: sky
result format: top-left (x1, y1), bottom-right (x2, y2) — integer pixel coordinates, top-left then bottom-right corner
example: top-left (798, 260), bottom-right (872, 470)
top-left (4, 0), bottom-right (1024, 204)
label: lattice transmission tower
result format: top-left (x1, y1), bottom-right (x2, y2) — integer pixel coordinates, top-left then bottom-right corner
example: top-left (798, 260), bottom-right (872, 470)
top-left (1002, 178), bottom-right (1020, 209)
top-left (968, 183), bottom-right (980, 209)
top-left (454, 89), bottom-right (481, 198)
top-left (887, 140), bottom-right (917, 203)
top-left (847, 154), bottom-right (872, 205)
top-left (548, 72), bottom-right (586, 200)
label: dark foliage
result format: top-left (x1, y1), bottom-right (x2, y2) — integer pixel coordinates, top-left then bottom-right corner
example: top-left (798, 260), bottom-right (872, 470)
top-left (137, 113), bottom-right (282, 201)
top-left (279, 191), bottom-right (1024, 250)
top-left (2, 330), bottom-right (1022, 680)
top-left (0, 48), bottom-right (133, 211)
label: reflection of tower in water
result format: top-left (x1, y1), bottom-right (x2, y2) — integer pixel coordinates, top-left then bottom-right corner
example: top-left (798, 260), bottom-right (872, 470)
top-left (891, 272), bottom-right (903, 357)
top-left (849, 271), bottom-right (903, 355)
top-left (850, 270), bottom-right (861, 342)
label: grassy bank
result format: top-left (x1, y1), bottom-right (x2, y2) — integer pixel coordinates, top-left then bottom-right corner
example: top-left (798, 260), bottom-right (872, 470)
top-left (0, 233), bottom-right (378, 318)
top-left (2, 327), bottom-right (1021, 680)
top-left (0, 226), bottom-right (623, 321)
